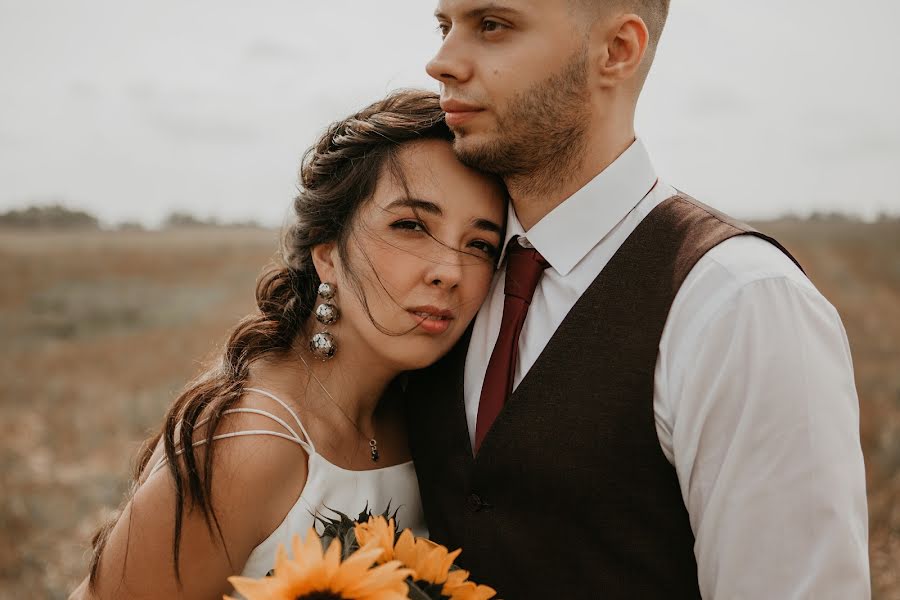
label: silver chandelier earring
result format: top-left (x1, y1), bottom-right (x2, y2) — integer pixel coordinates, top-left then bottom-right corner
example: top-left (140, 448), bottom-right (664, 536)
top-left (309, 282), bottom-right (339, 360)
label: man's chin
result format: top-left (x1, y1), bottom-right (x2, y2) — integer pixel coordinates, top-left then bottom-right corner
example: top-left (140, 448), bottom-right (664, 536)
top-left (451, 131), bottom-right (498, 169)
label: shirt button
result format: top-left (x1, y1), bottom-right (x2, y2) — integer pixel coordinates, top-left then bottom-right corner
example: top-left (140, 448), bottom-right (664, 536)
top-left (467, 493), bottom-right (484, 512)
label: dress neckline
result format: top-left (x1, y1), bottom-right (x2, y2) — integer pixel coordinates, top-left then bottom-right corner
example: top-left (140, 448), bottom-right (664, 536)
top-left (310, 452), bottom-right (414, 474)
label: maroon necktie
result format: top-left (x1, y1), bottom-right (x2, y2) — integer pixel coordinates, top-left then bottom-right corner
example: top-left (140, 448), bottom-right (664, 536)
top-left (474, 237), bottom-right (550, 453)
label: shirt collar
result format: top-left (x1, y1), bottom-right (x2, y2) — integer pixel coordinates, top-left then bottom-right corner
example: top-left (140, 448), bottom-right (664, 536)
top-left (498, 138), bottom-right (657, 276)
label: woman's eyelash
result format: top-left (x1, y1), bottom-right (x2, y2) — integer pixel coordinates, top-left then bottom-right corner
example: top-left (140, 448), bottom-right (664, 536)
top-left (390, 219), bottom-right (426, 232)
top-left (470, 240), bottom-right (499, 257)
top-left (391, 219), bottom-right (498, 257)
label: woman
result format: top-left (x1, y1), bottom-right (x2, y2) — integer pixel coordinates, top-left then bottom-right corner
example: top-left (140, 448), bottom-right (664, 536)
top-left (70, 89), bottom-right (506, 599)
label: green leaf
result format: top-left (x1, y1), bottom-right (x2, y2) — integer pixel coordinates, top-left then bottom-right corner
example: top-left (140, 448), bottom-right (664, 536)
top-left (406, 580), bottom-right (439, 600)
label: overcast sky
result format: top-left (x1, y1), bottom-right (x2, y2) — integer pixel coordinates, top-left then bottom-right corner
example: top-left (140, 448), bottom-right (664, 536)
top-left (1, 0), bottom-right (898, 226)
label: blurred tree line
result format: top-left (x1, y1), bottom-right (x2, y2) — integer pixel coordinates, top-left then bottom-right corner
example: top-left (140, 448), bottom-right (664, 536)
top-left (0, 205), bottom-right (263, 230)
top-left (0, 205), bottom-right (100, 229)
top-left (1, 203), bottom-right (897, 231)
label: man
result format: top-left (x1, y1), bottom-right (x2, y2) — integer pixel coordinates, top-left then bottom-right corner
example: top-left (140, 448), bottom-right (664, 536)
top-left (406, 0), bottom-right (870, 598)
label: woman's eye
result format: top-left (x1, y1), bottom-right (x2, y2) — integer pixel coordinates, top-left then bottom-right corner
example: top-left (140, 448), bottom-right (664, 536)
top-left (469, 240), bottom-right (499, 258)
top-left (435, 23), bottom-right (450, 39)
top-left (391, 219), bottom-right (426, 232)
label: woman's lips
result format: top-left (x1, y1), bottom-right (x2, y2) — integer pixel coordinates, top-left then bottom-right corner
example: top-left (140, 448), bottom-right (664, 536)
top-left (408, 306), bottom-right (455, 335)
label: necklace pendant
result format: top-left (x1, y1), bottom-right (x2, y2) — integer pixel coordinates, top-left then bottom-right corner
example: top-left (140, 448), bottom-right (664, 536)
top-left (369, 438), bottom-right (379, 463)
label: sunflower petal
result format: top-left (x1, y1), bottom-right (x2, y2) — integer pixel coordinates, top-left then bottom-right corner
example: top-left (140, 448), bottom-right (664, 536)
top-left (322, 534), bottom-right (343, 579)
top-left (227, 575), bottom-right (281, 600)
top-left (342, 561), bottom-right (411, 598)
top-left (299, 527), bottom-right (325, 563)
top-left (393, 529), bottom-right (418, 569)
top-left (447, 581), bottom-right (498, 600)
top-left (444, 569), bottom-right (470, 589)
top-left (330, 545), bottom-right (383, 590)
top-left (272, 544), bottom-right (288, 574)
top-left (355, 516), bottom-right (397, 564)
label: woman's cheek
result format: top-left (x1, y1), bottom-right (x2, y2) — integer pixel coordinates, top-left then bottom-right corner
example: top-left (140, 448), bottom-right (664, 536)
top-left (465, 265), bottom-right (495, 308)
top-left (479, 264), bottom-right (495, 293)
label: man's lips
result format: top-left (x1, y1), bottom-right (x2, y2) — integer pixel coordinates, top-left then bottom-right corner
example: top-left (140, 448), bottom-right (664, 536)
top-left (441, 99), bottom-right (484, 127)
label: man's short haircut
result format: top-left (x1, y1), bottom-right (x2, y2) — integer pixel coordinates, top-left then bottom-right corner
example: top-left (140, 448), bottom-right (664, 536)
top-left (572, 0), bottom-right (670, 50)
top-left (570, 0), bottom-right (670, 86)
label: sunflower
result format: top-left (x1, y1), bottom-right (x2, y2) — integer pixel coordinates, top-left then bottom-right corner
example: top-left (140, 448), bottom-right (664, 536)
top-left (355, 517), bottom-right (496, 600)
top-left (226, 527), bottom-right (412, 600)
top-left (354, 515), bottom-right (399, 562)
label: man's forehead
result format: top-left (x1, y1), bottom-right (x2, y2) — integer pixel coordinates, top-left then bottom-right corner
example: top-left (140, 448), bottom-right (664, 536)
top-left (434, 0), bottom-right (550, 19)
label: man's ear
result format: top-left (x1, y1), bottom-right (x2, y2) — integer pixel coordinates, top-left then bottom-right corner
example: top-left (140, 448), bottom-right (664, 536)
top-left (589, 13), bottom-right (649, 88)
top-left (310, 242), bottom-right (340, 284)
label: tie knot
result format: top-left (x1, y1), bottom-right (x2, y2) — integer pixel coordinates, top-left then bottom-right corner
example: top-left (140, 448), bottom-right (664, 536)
top-left (504, 238), bottom-right (549, 303)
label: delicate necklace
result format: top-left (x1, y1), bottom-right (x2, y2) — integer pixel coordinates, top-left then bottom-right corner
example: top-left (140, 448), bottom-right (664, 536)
top-left (297, 352), bottom-right (380, 464)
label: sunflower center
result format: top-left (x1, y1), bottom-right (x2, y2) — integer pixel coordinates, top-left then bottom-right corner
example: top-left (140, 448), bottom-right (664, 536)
top-left (296, 593), bottom-right (346, 600)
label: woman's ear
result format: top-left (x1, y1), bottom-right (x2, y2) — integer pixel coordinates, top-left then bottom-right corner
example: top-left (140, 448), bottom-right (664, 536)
top-left (310, 242), bottom-right (340, 284)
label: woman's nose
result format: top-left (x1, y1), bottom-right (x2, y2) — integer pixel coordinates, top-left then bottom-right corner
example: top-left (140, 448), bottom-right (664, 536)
top-left (424, 248), bottom-right (464, 290)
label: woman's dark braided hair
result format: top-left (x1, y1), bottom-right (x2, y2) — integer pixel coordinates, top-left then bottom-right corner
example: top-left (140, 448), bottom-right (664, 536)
top-left (87, 89), bottom-right (452, 587)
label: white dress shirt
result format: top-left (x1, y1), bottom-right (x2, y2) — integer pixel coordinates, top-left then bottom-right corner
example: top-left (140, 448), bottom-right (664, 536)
top-left (463, 139), bottom-right (871, 598)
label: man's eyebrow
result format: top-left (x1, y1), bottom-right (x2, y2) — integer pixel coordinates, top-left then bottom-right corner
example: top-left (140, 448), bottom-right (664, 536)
top-left (471, 218), bottom-right (503, 235)
top-left (384, 197), bottom-right (443, 216)
top-left (435, 3), bottom-right (524, 21)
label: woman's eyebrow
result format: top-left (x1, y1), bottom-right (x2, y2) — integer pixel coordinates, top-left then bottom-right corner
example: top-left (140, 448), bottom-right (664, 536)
top-left (384, 197), bottom-right (442, 216)
top-left (471, 218), bottom-right (502, 234)
top-left (383, 198), bottom-right (501, 234)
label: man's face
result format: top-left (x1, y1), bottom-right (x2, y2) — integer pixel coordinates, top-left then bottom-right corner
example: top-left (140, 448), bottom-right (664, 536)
top-left (427, 0), bottom-right (592, 176)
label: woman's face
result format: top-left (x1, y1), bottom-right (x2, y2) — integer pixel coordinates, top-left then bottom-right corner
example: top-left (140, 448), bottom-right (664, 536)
top-left (316, 138), bottom-right (506, 372)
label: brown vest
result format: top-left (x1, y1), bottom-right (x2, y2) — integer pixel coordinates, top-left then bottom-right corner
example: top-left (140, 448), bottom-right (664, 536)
top-left (405, 195), bottom-right (802, 599)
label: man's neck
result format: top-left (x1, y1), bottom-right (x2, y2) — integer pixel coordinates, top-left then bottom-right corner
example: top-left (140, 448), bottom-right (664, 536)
top-left (507, 128), bottom-right (637, 231)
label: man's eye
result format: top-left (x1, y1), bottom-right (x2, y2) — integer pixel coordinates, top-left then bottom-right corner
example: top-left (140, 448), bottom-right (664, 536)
top-left (435, 23), bottom-right (450, 39)
top-left (481, 19), bottom-right (507, 34)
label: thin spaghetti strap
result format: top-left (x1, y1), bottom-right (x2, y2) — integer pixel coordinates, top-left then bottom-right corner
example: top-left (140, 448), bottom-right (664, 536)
top-left (244, 387), bottom-right (316, 454)
top-left (211, 408), bottom-right (305, 446)
top-left (145, 387), bottom-right (317, 482)
top-left (147, 428), bottom-right (307, 479)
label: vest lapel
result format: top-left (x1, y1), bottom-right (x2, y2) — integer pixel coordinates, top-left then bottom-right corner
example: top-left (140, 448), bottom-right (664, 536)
top-left (473, 193), bottom-right (800, 456)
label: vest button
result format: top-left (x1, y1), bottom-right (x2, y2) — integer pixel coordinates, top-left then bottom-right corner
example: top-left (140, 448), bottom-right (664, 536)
top-left (467, 493), bottom-right (486, 512)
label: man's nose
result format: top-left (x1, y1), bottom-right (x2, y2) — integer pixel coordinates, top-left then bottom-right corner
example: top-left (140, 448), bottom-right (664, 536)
top-left (426, 30), bottom-right (473, 85)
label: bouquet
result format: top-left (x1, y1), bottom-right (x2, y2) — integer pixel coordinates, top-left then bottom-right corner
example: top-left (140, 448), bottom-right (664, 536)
top-left (225, 507), bottom-right (497, 600)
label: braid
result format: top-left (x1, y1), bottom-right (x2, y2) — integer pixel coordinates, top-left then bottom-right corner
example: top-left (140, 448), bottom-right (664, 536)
top-left (301, 90), bottom-right (447, 191)
top-left (87, 88), bottom-right (451, 589)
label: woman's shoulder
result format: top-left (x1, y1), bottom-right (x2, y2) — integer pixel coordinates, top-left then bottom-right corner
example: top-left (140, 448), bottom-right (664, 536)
top-left (139, 386), bottom-right (312, 538)
top-left (142, 386), bottom-right (311, 473)
top-left (211, 386), bottom-right (313, 472)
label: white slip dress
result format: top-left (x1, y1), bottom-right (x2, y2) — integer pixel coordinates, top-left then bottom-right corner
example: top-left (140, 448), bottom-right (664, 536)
top-left (148, 387), bottom-right (426, 581)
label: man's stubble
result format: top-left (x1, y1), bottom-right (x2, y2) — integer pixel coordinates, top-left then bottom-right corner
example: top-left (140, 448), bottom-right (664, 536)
top-left (450, 44), bottom-right (592, 197)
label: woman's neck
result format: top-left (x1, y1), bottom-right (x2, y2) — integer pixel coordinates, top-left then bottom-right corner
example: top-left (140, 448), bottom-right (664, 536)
top-left (288, 326), bottom-right (399, 434)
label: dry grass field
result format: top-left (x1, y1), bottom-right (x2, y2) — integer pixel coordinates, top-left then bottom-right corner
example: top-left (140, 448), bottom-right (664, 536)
top-left (1, 222), bottom-right (898, 598)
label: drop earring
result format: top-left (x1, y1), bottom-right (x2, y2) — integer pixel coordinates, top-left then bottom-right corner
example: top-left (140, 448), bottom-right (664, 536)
top-left (309, 282), bottom-right (338, 360)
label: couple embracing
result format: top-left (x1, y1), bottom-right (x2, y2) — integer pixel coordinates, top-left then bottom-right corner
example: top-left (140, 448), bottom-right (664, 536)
top-left (73, 1), bottom-right (870, 598)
